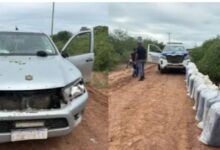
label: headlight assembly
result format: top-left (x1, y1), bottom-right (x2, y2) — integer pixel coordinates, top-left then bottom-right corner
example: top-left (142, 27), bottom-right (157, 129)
top-left (62, 79), bottom-right (85, 103)
top-left (161, 55), bottom-right (166, 59)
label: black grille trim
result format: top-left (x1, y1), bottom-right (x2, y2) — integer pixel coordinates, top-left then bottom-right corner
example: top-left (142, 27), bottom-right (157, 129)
top-left (0, 88), bottom-right (63, 110)
top-left (166, 55), bottom-right (184, 63)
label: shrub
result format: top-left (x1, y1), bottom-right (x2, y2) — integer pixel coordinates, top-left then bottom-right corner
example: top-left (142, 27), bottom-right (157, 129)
top-left (109, 29), bottom-right (165, 66)
top-left (190, 36), bottom-right (220, 84)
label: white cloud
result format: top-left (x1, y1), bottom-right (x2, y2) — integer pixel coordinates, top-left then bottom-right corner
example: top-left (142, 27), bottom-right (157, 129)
top-left (0, 3), bottom-right (108, 34)
top-left (109, 3), bottom-right (220, 48)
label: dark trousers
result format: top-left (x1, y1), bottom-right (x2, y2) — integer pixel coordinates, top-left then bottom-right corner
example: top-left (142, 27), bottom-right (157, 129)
top-left (132, 64), bottom-right (138, 76)
top-left (137, 60), bottom-right (145, 78)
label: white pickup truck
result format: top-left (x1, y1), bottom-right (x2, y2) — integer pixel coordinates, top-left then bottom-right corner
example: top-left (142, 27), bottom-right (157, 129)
top-left (0, 29), bottom-right (94, 143)
top-left (148, 42), bottom-right (190, 73)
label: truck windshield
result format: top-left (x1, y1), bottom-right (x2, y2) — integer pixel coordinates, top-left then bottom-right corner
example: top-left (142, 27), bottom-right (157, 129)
top-left (163, 46), bottom-right (186, 52)
top-left (0, 32), bottom-right (57, 55)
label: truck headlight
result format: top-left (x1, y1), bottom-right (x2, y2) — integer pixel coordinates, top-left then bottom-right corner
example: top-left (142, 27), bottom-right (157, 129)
top-left (161, 55), bottom-right (166, 59)
top-left (62, 79), bottom-right (85, 103)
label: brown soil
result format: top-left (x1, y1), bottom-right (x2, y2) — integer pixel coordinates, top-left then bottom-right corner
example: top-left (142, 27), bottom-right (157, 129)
top-left (0, 85), bottom-right (108, 150)
top-left (91, 72), bottom-right (108, 90)
top-left (109, 64), bottom-right (220, 150)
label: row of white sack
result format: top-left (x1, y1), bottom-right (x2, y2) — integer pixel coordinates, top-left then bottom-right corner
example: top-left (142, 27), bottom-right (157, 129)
top-left (186, 62), bottom-right (220, 147)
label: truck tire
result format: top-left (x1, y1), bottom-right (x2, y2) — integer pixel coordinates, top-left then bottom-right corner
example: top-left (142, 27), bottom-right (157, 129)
top-left (158, 65), bottom-right (165, 73)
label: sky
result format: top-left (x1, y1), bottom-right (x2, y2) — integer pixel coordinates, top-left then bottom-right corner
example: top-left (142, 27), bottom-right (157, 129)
top-left (1, 3), bottom-right (219, 48)
top-left (109, 3), bottom-right (220, 48)
top-left (0, 3), bottom-right (108, 35)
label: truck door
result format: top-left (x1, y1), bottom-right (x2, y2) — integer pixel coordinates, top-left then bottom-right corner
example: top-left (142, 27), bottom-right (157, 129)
top-left (62, 29), bottom-right (94, 82)
top-left (147, 44), bottom-right (161, 64)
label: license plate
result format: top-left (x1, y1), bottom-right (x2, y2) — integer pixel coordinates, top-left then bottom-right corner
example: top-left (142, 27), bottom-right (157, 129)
top-left (11, 128), bottom-right (48, 142)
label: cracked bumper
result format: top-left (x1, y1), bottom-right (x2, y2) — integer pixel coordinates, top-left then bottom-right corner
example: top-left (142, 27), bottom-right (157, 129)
top-left (0, 91), bottom-right (88, 143)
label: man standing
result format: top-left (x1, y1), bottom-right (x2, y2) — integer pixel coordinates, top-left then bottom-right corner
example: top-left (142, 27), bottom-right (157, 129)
top-left (136, 38), bottom-right (147, 81)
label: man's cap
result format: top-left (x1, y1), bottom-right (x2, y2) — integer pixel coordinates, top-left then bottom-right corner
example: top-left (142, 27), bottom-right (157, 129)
top-left (137, 36), bottom-right (143, 44)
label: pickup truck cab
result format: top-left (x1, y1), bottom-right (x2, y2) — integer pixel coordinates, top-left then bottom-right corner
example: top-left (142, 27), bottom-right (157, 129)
top-left (147, 42), bottom-right (190, 73)
top-left (0, 29), bottom-right (94, 142)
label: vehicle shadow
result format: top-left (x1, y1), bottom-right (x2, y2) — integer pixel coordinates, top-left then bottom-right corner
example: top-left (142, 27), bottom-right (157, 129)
top-left (161, 69), bottom-right (185, 75)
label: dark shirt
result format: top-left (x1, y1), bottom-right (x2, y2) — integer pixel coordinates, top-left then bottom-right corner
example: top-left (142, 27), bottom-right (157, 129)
top-left (136, 45), bottom-right (146, 60)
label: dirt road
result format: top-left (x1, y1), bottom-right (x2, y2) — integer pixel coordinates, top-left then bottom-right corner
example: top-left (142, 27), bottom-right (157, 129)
top-left (109, 64), bottom-right (219, 150)
top-left (0, 86), bottom-right (108, 150)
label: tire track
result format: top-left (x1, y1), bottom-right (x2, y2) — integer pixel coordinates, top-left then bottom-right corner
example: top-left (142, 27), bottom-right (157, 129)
top-left (109, 65), bottom-right (219, 150)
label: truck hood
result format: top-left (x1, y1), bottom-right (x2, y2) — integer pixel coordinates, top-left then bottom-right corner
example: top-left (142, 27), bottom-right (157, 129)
top-left (0, 55), bottom-right (81, 90)
top-left (162, 50), bottom-right (188, 56)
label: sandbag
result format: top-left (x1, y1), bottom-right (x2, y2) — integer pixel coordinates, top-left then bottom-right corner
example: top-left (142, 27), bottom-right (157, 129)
top-left (199, 102), bottom-right (220, 146)
top-left (200, 94), bottom-right (220, 129)
top-left (188, 73), bottom-right (202, 98)
top-left (186, 63), bottom-right (198, 88)
top-left (188, 74), bottom-right (196, 97)
top-left (196, 88), bottom-right (219, 126)
top-left (191, 73), bottom-right (206, 99)
top-left (186, 62), bottom-right (197, 76)
top-left (192, 80), bottom-right (213, 110)
top-left (192, 84), bottom-right (208, 110)
top-left (186, 68), bottom-right (198, 92)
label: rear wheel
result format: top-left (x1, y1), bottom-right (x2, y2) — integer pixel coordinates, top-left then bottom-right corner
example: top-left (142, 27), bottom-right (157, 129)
top-left (158, 65), bottom-right (165, 73)
top-left (182, 68), bottom-right (186, 74)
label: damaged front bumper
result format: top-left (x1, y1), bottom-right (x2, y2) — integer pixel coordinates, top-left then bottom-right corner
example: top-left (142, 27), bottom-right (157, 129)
top-left (0, 91), bottom-right (88, 143)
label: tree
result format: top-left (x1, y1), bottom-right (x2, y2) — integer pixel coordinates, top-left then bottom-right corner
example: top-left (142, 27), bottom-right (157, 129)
top-left (80, 27), bottom-right (90, 31)
top-left (109, 28), bottom-right (165, 65)
top-left (51, 31), bottom-right (72, 50)
top-left (190, 36), bottom-right (220, 84)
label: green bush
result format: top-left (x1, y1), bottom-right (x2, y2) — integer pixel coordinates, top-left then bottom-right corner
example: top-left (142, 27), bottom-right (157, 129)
top-left (52, 31), bottom-right (72, 50)
top-left (109, 29), bottom-right (165, 66)
top-left (190, 36), bottom-right (220, 84)
top-left (93, 26), bottom-right (114, 71)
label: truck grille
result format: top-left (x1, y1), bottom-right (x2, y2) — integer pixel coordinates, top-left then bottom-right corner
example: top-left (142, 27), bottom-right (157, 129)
top-left (166, 55), bottom-right (184, 63)
top-left (0, 118), bottom-right (68, 133)
top-left (0, 89), bottom-right (62, 110)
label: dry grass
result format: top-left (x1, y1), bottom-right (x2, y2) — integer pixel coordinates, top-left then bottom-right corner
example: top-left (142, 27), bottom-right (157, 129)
top-left (91, 71), bottom-right (108, 89)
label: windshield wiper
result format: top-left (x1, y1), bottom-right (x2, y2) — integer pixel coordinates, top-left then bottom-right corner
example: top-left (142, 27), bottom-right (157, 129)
top-left (36, 51), bottom-right (48, 57)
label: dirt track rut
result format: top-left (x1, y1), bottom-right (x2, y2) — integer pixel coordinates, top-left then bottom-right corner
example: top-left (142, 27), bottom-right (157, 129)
top-left (109, 64), bottom-right (219, 150)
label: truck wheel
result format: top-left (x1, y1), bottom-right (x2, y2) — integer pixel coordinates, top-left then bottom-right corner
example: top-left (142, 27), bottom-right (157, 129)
top-left (158, 65), bottom-right (165, 73)
top-left (158, 64), bottom-right (160, 70)
top-left (160, 68), bottom-right (165, 73)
